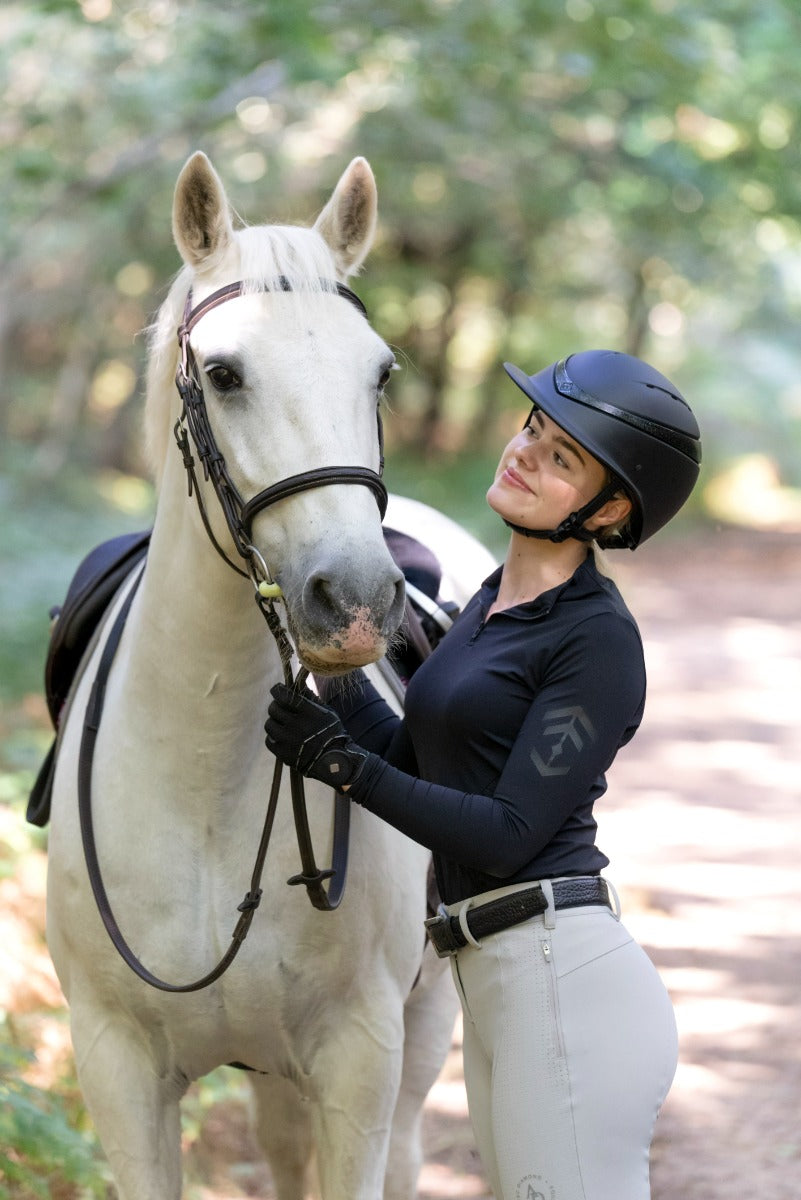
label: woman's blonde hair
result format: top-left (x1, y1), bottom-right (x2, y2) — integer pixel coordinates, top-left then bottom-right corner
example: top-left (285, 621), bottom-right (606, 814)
top-left (593, 476), bottom-right (635, 550)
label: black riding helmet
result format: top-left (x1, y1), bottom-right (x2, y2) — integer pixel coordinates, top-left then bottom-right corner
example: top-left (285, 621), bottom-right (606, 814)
top-left (502, 350), bottom-right (702, 548)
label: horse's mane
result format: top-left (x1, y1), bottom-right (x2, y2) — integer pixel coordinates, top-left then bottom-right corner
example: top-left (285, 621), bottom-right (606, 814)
top-left (143, 222), bottom-right (344, 482)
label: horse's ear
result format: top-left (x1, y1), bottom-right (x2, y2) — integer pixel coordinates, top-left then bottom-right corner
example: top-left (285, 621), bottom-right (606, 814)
top-left (172, 152), bottom-right (235, 271)
top-left (314, 157), bottom-right (377, 278)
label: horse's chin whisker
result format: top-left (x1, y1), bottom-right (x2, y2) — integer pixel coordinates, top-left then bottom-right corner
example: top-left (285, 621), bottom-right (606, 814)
top-left (385, 624), bottom-right (407, 661)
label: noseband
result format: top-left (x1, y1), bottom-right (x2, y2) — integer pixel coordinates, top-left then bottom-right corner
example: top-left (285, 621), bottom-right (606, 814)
top-left (173, 276), bottom-right (388, 590)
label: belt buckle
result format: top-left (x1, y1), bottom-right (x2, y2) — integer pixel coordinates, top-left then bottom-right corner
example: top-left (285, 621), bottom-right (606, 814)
top-left (424, 912), bottom-right (460, 958)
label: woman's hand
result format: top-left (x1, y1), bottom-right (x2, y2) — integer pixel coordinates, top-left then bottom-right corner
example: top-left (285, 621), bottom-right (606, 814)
top-left (265, 684), bottom-right (369, 788)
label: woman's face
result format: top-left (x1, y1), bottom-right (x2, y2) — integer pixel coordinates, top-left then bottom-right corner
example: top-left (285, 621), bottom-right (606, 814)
top-left (486, 407), bottom-right (610, 533)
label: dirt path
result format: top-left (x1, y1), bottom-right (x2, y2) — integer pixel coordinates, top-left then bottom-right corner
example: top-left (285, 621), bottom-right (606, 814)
top-left (615, 529), bottom-right (801, 1199)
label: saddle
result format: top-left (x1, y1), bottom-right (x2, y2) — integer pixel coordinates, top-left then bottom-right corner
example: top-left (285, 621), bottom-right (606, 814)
top-left (27, 527), bottom-right (458, 828)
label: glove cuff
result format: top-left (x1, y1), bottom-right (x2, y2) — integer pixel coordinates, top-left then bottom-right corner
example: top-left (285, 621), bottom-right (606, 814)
top-left (314, 740), bottom-right (369, 790)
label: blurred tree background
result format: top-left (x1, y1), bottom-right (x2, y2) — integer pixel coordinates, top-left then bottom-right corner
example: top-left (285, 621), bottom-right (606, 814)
top-left (1, 1), bottom-right (800, 1192)
top-left (3, 0), bottom-right (801, 527)
top-left (2, 1), bottom-right (801, 593)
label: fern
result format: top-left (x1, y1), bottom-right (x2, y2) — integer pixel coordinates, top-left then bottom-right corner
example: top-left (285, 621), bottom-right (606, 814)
top-left (0, 1037), bottom-right (109, 1200)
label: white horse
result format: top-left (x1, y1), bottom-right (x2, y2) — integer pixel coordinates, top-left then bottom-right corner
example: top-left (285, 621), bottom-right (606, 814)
top-left (45, 152), bottom-right (495, 1200)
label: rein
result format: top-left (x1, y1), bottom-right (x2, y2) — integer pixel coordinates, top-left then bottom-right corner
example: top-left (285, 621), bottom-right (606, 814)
top-left (78, 277), bottom-right (384, 993)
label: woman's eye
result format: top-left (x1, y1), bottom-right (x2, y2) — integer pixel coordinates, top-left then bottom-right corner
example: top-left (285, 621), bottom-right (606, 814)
top-left (206, 364), bottom-right (241, 392)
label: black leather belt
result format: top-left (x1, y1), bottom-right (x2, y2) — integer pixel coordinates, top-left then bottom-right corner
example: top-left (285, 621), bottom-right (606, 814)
top-left (424, 877), bottom-right (611, 957)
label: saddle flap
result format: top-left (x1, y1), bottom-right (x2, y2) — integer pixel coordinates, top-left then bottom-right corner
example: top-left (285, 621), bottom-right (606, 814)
top-left (44, 530), bottom-right (151, 728)
top-left (27, 530), bottom-right (151, 829)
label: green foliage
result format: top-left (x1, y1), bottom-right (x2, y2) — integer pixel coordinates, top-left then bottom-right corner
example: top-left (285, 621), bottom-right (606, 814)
top-left (0, 15), bottom-right (793, 1187)
top-left (2, 0), bottom-right (801, 481)
top-left (0, 1030), bottom-right (109, 1199)
top-left (0, 446), bottom-right (154, 701)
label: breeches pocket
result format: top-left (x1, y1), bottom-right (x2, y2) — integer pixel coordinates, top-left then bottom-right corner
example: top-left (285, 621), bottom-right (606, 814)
top-left (552, 908), bottom-right (635, 980)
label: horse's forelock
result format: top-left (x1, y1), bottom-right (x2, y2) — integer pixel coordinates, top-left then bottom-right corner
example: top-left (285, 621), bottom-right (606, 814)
top-left (236, 223), bottom-right (342, 297)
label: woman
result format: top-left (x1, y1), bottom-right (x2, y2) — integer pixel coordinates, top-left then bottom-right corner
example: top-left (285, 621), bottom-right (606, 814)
top-left (265, 349), bottom-right (702, 1200)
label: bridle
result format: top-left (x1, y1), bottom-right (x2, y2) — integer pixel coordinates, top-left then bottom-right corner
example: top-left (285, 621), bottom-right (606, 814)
top-left (172, 276), bottom-right (388, 589)
top-left (78, 277), bottom-right (391, 993)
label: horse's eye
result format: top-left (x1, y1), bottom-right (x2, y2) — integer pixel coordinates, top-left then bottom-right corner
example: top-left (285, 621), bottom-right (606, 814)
top-left (206, 363), bottom-right (241, 393)
top-left (378, 361), bottom-right (396, 391)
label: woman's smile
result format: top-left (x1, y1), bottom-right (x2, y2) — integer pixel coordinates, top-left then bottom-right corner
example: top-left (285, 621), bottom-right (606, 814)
top-left (501, 464), bottom-right (534, 494)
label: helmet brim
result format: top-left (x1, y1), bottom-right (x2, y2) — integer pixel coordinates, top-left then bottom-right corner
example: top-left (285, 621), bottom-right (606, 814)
top-left (503, 360), bottom-right (611, 464)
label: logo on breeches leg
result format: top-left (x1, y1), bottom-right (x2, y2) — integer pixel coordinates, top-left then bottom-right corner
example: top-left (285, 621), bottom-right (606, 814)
top-left (515, 1174), bottom-right (556, 1200)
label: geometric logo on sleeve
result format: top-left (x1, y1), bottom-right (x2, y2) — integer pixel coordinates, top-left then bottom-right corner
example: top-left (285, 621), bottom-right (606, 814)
top-left (529, 705), bottom-right (597, 777)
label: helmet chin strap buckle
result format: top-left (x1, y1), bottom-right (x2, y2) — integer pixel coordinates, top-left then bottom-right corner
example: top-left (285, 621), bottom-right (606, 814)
top-left (503, 478), bottom-right (623, 545)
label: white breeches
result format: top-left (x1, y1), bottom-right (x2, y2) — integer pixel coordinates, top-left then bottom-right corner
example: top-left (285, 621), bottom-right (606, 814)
top-left (445, 879), bottom-right (678, 1200)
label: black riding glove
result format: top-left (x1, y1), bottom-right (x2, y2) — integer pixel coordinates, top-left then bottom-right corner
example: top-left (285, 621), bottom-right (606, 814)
top-left (265, 683), bottom-right (370, 789)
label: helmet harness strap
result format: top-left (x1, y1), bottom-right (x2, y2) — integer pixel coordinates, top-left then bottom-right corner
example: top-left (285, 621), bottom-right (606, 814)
top-left (502, 475), bottom-right (627, 544)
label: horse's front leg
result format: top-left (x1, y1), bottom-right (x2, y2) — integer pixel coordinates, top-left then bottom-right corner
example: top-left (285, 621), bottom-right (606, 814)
top-left (249, 1072), bottom-right (315, 1200)
top-left (311, 992), bottom-right (407, 1200)
top-left (69, 996), bottom-right (186, 1200)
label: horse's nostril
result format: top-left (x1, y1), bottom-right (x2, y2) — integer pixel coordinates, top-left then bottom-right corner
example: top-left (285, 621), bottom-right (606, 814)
top-left (392, 573), bottom-right (406, 615)
top-left (379, 573), bottom-right (406, 639)
top-left (301, 563), bottom-right (406, 637)
top-left (308, 572), bottom-right (337, 617)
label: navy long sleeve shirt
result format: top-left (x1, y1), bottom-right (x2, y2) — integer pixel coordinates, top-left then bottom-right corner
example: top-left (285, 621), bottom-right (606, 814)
top-left (336, 554), bottom-right (646, 904)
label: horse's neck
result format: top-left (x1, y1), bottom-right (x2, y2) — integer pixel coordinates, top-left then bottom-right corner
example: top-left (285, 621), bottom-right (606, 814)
top-left (117, 482), bottom-right (283, 789)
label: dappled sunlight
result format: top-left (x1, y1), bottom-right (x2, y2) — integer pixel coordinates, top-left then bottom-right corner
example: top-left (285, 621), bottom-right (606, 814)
top-left (417, 524), bottom-right (801, 1200)
top-left (703, 455), bottom-right (801, 532)
top-left (3, 0), bottom-right (801, 1192)
top-left (94, 469), bottom-right (154, 516)
top-left (667, 1061), bottom-right (736, 1122)
top-left (673, 994), bottom-right (791, 1043)
top-left (425, 1074), bottom-right (470, 1120)
top-left (424, 1015), bottom-right (468, 1117)
top-left (420, 1016), bottom-right (490, 1199)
